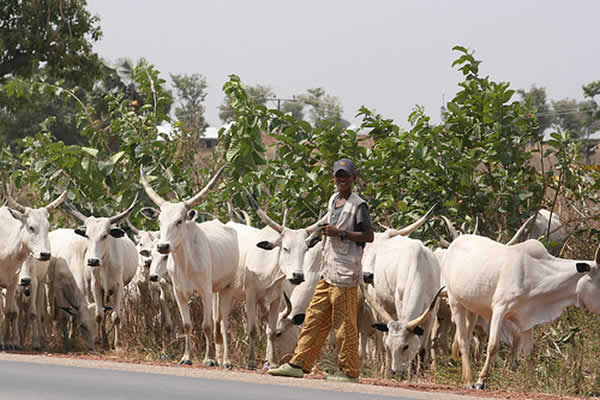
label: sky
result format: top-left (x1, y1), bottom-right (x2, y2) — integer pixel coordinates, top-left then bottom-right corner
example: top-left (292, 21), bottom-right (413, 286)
top-left (86, 1), bottom-right (599, 130)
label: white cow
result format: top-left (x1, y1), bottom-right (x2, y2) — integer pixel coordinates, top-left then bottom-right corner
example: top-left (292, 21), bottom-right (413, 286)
top-left (442, 234), bottom-right (598, 389)
top-left (127, 222), bottom-right (176, 338)
top-left (35, 229), bottom-right (100, 349)
top-left (64, 199), bottom-right (138, 349)
top-left (364, 234), bottom-right (443, 376)
top-left (0, 187), bottom-right (67, 349)
top-left (223, 202), bottom-right (323, 370)
top-left (16, 255), bottom-right (51, 350)
top-left (140, 165), bottom-right (240, 367)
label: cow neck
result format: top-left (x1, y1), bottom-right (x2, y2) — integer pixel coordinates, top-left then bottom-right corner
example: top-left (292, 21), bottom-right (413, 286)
top-left (170, 221), bottom-right (203, 275)
top-left (528, 256), bottom-right (587, 299)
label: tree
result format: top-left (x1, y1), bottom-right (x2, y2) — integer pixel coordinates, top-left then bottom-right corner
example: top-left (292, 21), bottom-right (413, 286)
top-left (518, 85), bottom-right (553, 138)
top-left (170, 73), bottom-right (209, 136)
top-left (0, 0), bottom-right (103, 87)
top-left (552, 99), bottom-right (588, 138)
top-left (297, 88), bottom-right (349, 128)
top-left (219, 84), bottom-right (275, 123)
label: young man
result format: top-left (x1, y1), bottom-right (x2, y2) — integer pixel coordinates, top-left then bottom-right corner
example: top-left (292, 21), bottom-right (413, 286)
top-left (268, 157), bottom-right (374, 383)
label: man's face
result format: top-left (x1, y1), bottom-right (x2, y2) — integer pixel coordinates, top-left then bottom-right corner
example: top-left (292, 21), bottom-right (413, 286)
top-left (334, 170), bottom-right (355, 192)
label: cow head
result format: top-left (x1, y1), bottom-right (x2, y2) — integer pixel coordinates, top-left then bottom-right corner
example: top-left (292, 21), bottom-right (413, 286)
top-left (18, 255), bottom-right (38, 288)
top-left (129, 225), bottom-right (159, 280)
top-left (246, 191), bottom-right (324, 285)
top-left (149, 245), bottom-right (170, 283)
top-left (368, 286), bottom-right (443, 375)
top-left (140, 165), bottom-right (225, 254)
top-left (5, 186), bottom-right (68, 261)
top-left (57, 302), bottom-right (99, 349)
top-left (65, 196), bottom-right (137, 268)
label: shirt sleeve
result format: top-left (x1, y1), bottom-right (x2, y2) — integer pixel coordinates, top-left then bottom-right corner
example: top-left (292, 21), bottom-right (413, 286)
top-left (354, 203), bottom-right (373, 233)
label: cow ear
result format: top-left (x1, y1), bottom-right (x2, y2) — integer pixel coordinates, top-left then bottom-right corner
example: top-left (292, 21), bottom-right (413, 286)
top-left (7, 208), bottom-right (26, 223)
top-left (576, 263), bottom-right (592, 273)
top-left (140, 207), bottom-right (159, 220)
top-left (74, 226), bottom-right (87, 238)
top-left (292, 314), bottom-right (305, 325)
top-left (186, 209), bottom-right (197, 221)
top-left (109, 228), bottom-right (125, 238)
top-left (372, 323), bottom-right (389, 332)
top-left (411, 326), bottom-right (425, 336)
top-left (257, 241), bottom-right (277, 250)
top-left (307, 236), bottom-right (321, 249)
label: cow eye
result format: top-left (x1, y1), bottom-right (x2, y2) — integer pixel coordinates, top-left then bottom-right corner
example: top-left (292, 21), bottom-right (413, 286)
top-left (176, 220), bottom-right (183, 226)
top-left (102, 234), bottom-right (108, 240)
top-left (402, 344), bottom-right (409, 351)
top-left (283, 247), bottom-right (290, 253)
top-left (28, 226), bottom-right (35, 233)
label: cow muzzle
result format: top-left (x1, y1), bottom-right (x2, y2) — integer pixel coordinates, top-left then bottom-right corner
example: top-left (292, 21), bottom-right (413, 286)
top-left (149, 274), bottom-right (159, 282)
top-left (363, 272), bottom-right (374, 284)
top-left (38, 252), bottom-right (51, 261)
top-left (87, 258), bottom-right (100, 267)
top-left (19, 277), bottom-right (31, 287)
top-left (157, 243), bottom-right (170, 254)
top-left (288, 272), bottom-right (304, 285)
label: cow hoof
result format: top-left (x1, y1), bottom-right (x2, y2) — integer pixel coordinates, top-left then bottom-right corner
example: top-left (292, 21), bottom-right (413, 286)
top-left (202, 360), bottom-right (218, 367)
top-left (223, 362), bottom-right (233, 370)
top-left (12, 345), bottom-right (21, 351)
top-left (474, 382), bottom-right (488, 390)
top-left (247, 361), bottom-right (257, 370)
top-left (178, 359), bottom-right (192, 366)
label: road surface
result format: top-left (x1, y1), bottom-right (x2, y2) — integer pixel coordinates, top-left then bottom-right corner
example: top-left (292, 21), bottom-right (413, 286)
top-left (0, 353), bottom-right (496, 400)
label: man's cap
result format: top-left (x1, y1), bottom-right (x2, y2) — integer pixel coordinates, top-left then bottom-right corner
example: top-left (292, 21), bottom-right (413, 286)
top-left (333, 158), bottom-right (357, 176)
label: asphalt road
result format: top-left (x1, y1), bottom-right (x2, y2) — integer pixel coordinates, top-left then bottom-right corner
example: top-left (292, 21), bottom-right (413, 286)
top-left (0, 354), bottom-right (492, 400)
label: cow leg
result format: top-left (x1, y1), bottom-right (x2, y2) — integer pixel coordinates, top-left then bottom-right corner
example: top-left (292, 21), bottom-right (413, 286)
top-left (111, 283), bottom-right (124, 350)
top-left (159, 282), bottom-right (173, 340)
top-left (265, 295), bottom-right (281, 369)
top-left (5, 282), bottom-right (20, 350)
top-left (475, 309), bottom-right (506, 390)
top-left (213, 294), bottom-right (223, 364)
top-left (173, 289), bottom-right (193, 365)
top-left (29, 279), bottom-right (41, 351)
top-left (245, 292), bottom-right (258, 370)
top-left (451, 303), bottom-right (475, 388)
top-left (199, 289), bottom-right (217, 367)
top-left (217, 290), bottom-right (235, 370)
top-left (90, 275), bottom-right (104, 346)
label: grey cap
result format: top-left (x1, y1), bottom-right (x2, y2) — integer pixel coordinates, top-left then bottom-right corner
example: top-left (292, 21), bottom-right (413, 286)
top-left (333, 158), bottom-right (357, 176)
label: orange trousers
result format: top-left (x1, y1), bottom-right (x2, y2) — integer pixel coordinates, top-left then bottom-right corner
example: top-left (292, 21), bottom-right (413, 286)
top-left (289, 279), bottom-right (360, 377)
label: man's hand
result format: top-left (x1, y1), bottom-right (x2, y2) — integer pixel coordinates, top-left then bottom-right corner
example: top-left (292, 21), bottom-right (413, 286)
top-left (321, 223), bottom-right (341, 237)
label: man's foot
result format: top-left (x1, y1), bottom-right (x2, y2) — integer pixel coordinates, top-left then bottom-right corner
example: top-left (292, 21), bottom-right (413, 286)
top-left (324, 371), bottom-right (359, 383)
top-left (267, 363), bottom-right (304, 378)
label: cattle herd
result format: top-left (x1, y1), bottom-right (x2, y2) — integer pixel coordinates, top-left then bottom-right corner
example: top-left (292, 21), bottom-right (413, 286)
top-left (2, 164), bottom-right (600, 391)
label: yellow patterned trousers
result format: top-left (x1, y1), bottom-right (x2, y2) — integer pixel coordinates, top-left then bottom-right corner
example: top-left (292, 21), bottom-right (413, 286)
top-left (289, 279), bottom-right (360, 377)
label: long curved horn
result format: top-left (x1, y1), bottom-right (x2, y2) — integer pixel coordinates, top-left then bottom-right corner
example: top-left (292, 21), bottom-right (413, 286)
top-left (140, 165), bottom-right (166, 207)
top-left (4, 185), bottom-right (26, 213)
top-left (63, 201), bottom-right (88, 223)
top-left (471, 216), bottom-right (479, 235)
top-left (184, 166), bottom-right (226, 209)
top-left (506, 214), bottom-right (536, 245)
top-left (282, 291), bottom-right (292, 320)
top-left (125, 218), bottom-right (140, 235)
top-left (406, 286), bottom-right (445, 331)
top-left (239, 209), bottom-right (251, 225)
top-left (109, 193), bottom-right (139, 225)
top-left (45, 187), bottom-right (69, 210)
top-left (304, 213), bottom-right (329, 235)
top-left (427, 222), bottom-right (450, 248)
top-left (361, 285), bottom-right (393, 324)
top-left (227, 202), bottom-right (236, 221)
top-left (245, 188), bottom-right (283, 233)
top-left (282, 208), bottom-right (289, 228)
top-left (378, 221), bottom-right (393, 231)
top-left (441, 216), bottom-right (460, 240)
top-left (388, 204), bottom-right (437, 238)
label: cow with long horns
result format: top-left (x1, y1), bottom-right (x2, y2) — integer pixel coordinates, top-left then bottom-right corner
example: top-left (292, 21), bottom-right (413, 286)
top-left (140, 165), bottom-right (239, 367)
top-left (0, 185), bottom-right (68, 349)
top-left (63, 197), bottom-right (138, 348)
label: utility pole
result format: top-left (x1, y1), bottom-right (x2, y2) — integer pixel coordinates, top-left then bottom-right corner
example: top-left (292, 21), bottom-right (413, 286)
top-left (266, 96), bottom-right (298, 111)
